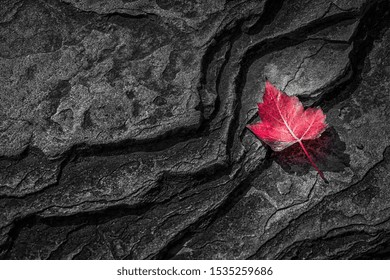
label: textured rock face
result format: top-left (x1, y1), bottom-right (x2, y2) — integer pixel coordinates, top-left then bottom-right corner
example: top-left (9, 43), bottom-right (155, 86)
top-left (1, 0), bottom-right (390, 259)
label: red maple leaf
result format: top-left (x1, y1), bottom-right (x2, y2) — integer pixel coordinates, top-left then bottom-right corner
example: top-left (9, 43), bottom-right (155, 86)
top-left (247, 81), bottom-right (328, 183)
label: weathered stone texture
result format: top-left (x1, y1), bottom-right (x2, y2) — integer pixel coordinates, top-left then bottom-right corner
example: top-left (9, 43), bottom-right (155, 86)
top-left (1, 0), bottom-right (390, 259)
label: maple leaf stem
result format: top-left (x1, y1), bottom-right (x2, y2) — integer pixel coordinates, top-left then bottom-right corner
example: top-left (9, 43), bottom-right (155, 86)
top-left (297, 140), bottom-right (329, 184)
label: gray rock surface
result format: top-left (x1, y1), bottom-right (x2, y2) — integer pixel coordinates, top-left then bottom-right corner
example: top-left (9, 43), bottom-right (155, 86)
top-left (1, 0), bottom-right (390, 259)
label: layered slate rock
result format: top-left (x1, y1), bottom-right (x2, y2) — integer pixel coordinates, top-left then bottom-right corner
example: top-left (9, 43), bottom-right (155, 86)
top-left (1, 0), bottom-right (390, 259)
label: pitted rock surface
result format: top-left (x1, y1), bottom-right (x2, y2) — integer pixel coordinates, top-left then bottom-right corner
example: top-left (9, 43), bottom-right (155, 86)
top-left (1, 0), bottom-right (390, 259)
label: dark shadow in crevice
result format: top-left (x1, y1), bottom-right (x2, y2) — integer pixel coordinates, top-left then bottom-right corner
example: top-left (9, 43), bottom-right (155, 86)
top-left (272, 127), bottom-right (350, 176)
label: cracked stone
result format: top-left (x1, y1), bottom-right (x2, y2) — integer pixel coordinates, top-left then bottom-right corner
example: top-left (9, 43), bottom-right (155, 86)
top-left (1, 0), bottom-right (390, 260)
